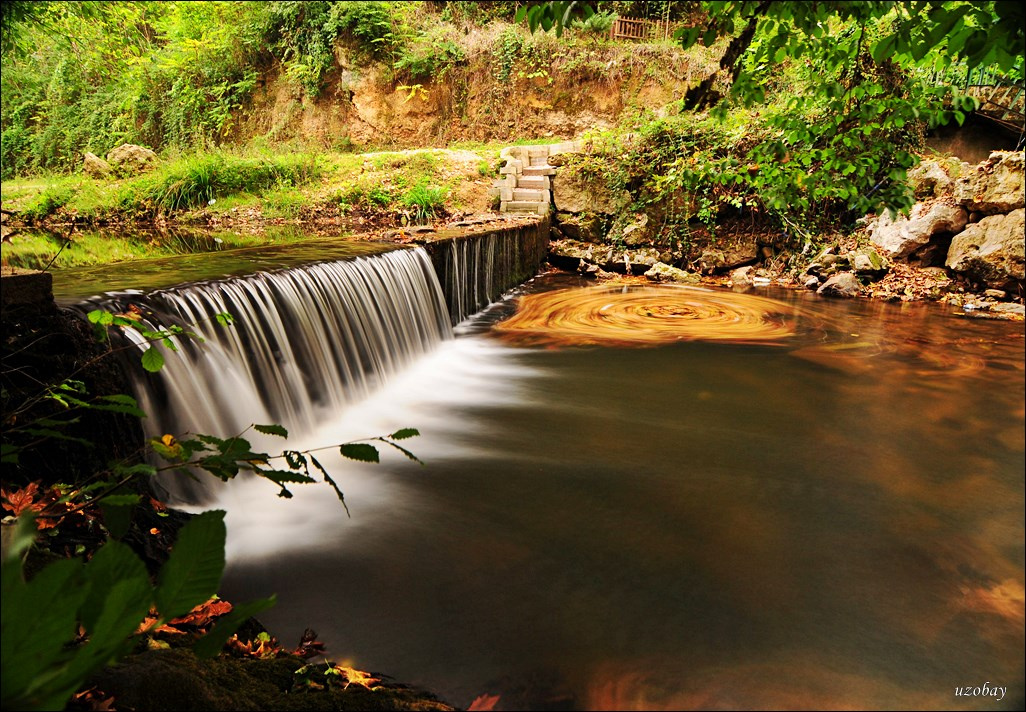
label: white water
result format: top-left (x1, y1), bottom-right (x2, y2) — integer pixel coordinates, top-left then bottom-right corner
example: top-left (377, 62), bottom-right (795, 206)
top-left (208, 336), bottom-right (537, 562)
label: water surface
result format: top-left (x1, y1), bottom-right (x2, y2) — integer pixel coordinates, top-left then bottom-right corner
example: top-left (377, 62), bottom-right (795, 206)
top-left (213, 277), bottom-right (1024, 710)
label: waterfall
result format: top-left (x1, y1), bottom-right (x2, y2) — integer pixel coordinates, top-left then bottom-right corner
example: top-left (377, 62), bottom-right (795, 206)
top-left (67, 224), bottom-right (547, 502)
top-left (428, 225), bottom-right (548, 324)
top-left (77, 248), bottom-right (451, 448)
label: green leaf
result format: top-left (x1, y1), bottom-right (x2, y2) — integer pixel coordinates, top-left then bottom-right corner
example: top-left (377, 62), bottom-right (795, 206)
top-left (155, 510), bottom-right (226, 621)
top-left (79, 540), bottom-right (151, 633)
top-left (254, 423), bottom-right (288, 438)
top-left (382, 440), bottom-right (424, 466)
top-left (260, 469), bottom-right (316, 486)
top-left (141, 346), bottom-right (165, 373)
top-left (87, 310), bottom-right (114, 325)
top-left (310, 456), bottom-right (349, 516)
top-left (340, 443), bottom-right (379, 463)
top-left (388, 428), bottom-right (419, 440)
top-left (192, 595), bottom-right (277, 659)
top-left (1, 557), bottom-right (86, 705)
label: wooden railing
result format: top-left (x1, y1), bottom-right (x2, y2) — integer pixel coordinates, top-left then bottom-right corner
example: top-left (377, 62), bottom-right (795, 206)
top-left (965, 78), bottom-right (1025, 132)
top-left (608, 17), bottom-right (679, 42)
top-left (929, 66), bottom-right (1025, 134)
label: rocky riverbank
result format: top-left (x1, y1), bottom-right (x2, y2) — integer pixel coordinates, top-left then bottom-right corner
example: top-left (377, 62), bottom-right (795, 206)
top-left (546, 149), bottom-right (1024, 319)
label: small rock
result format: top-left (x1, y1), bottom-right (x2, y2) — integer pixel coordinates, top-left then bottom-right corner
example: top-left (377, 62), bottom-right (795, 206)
top-left (984, 289), bottom-right (1007, 299)
top-left (817, 272), bottom-right (862, 298)
top-left (644, 262), bottom-right (700, 284)
top-left (731, 265), bottom-right (755, 286)
top-left (990, 302), bottom-right (1025, 317)
top-left (803, 275), bottom-right (820, 289)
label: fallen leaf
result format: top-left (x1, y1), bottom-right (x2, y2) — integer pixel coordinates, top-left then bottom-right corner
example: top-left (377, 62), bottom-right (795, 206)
top-left (468, 693), bottom-right (501, 711)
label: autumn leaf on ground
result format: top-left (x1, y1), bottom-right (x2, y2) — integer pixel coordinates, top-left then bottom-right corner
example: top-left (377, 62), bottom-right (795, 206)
top-left (137, 597), bottom-right (234, 636)
top-left (332, 665), bottom-right (381, 690)
top-left (0, 482), bottom-right (80, 530)
top-left (227, 631), bottom-right (284, 659)
top-left (468, 693), bottom-right (501, 711)
top-left (170, 598), bottom-right (233, 628)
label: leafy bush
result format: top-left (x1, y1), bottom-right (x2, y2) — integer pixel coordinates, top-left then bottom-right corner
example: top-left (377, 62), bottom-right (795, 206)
top-left (328, 1), bottom-right (397, 59)
top-left (394, 36), bottom-right (465, 81)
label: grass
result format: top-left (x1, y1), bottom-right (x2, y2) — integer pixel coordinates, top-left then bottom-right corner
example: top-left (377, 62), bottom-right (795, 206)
top-left (0, 144), bottom-right (498, 269)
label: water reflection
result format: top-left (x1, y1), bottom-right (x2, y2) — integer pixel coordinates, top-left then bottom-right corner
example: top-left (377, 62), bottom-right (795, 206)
top-left (216, 281), bottom-right (1024, 711)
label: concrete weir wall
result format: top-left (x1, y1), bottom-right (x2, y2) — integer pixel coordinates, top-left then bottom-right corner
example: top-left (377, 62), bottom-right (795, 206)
top-left (420, 215), bottom-right (550, 324)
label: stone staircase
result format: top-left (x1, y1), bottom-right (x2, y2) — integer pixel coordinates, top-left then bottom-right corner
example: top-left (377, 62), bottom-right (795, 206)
top-left (492, 141), bottom-right (586, 215)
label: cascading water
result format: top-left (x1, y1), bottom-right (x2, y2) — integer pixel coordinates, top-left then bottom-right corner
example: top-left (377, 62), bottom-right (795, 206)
top-left (76, 248), bottom-right (452, 493)
top-left (430, 227), bottom-right (547, 324)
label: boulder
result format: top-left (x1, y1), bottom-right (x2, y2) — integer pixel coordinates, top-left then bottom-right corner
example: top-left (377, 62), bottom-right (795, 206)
top-left (106, 144), bottom-right (159, 175)
top-left (82, 152), bottom-right (111, 178)
top-left (867, 200), bottom-right (968, 259)
top-left (945, 208), bottom-right (1026, 288)
top-left (907, 159), bottom-right (955, 199)
top-left (953, 150), bottom-right (1025, 215)
top-left (552, 163), bottom-right (629, 215)
top-left (816, 272), bottom-right (862, 299)
top-left (731, 265), bottom-right (755, 286)
top-left (694, 233), bottom-right (760, 274)
top-left (555, 212), bottom-right (607, 243)
top-left (990, 302), bottom-right (1025, 318)
top-left (644, 262), bottom-right (700, 284)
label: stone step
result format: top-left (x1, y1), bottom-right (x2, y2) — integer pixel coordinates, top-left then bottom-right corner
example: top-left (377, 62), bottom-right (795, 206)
top-left (499, 158), bottom-right (524, 175)
top-left (513, 188), bottom-right (548, 201)
top-left (523, 166), bottom-right (557, 176)
top-left (528, 155), bottom-right (550, 166)
top-left (502, 200), bottom-right (550, 215)
top-left (527, 148), bottom-right (549, 159)
top-left (517, 175), bottom-right (550, 190)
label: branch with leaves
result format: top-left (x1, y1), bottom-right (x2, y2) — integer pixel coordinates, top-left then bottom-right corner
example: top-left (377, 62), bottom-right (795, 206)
top-left (1, 304), bottom-right (424, 711)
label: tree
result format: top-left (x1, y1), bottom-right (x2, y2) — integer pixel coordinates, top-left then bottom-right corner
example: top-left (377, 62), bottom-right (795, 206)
top-left (519, 1), bottom-right (1024, 223)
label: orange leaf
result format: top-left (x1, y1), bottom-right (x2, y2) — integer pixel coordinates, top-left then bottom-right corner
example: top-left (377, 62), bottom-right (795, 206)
top-left (334, 665), bottom-right (381, 690)
top-left (468, 693), bottom-right (501, 711)
top-left (1, 482), bottom-right (40, 516)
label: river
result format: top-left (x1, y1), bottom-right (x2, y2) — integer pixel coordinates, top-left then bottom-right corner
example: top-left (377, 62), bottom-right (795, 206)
top-left (198, 271), bottom-right (1024, 710)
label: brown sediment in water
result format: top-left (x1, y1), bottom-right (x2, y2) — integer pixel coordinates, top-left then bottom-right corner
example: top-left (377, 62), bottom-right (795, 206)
top-left (493, 284), bottom-right (800, 347)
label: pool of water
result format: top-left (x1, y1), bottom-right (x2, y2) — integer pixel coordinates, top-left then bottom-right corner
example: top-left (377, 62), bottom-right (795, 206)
top-left (214, 276), bottom-right (1024, 710)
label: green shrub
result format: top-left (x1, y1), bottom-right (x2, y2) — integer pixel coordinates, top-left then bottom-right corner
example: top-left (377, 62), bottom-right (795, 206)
top-left (571, 10), bottom-right (616, 35)
top-left (21, 183), bottom-right (78, 222)
top-left (394, 35), bottom-right (465, 82)
top-left (113, 153), bottom-right (321, 215)
top-left (402, 181), bottom-right (447, 222)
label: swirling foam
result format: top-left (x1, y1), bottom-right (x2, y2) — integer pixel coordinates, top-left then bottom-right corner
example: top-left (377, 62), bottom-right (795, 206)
top-left (493, 284), bottom-right (799, 347)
